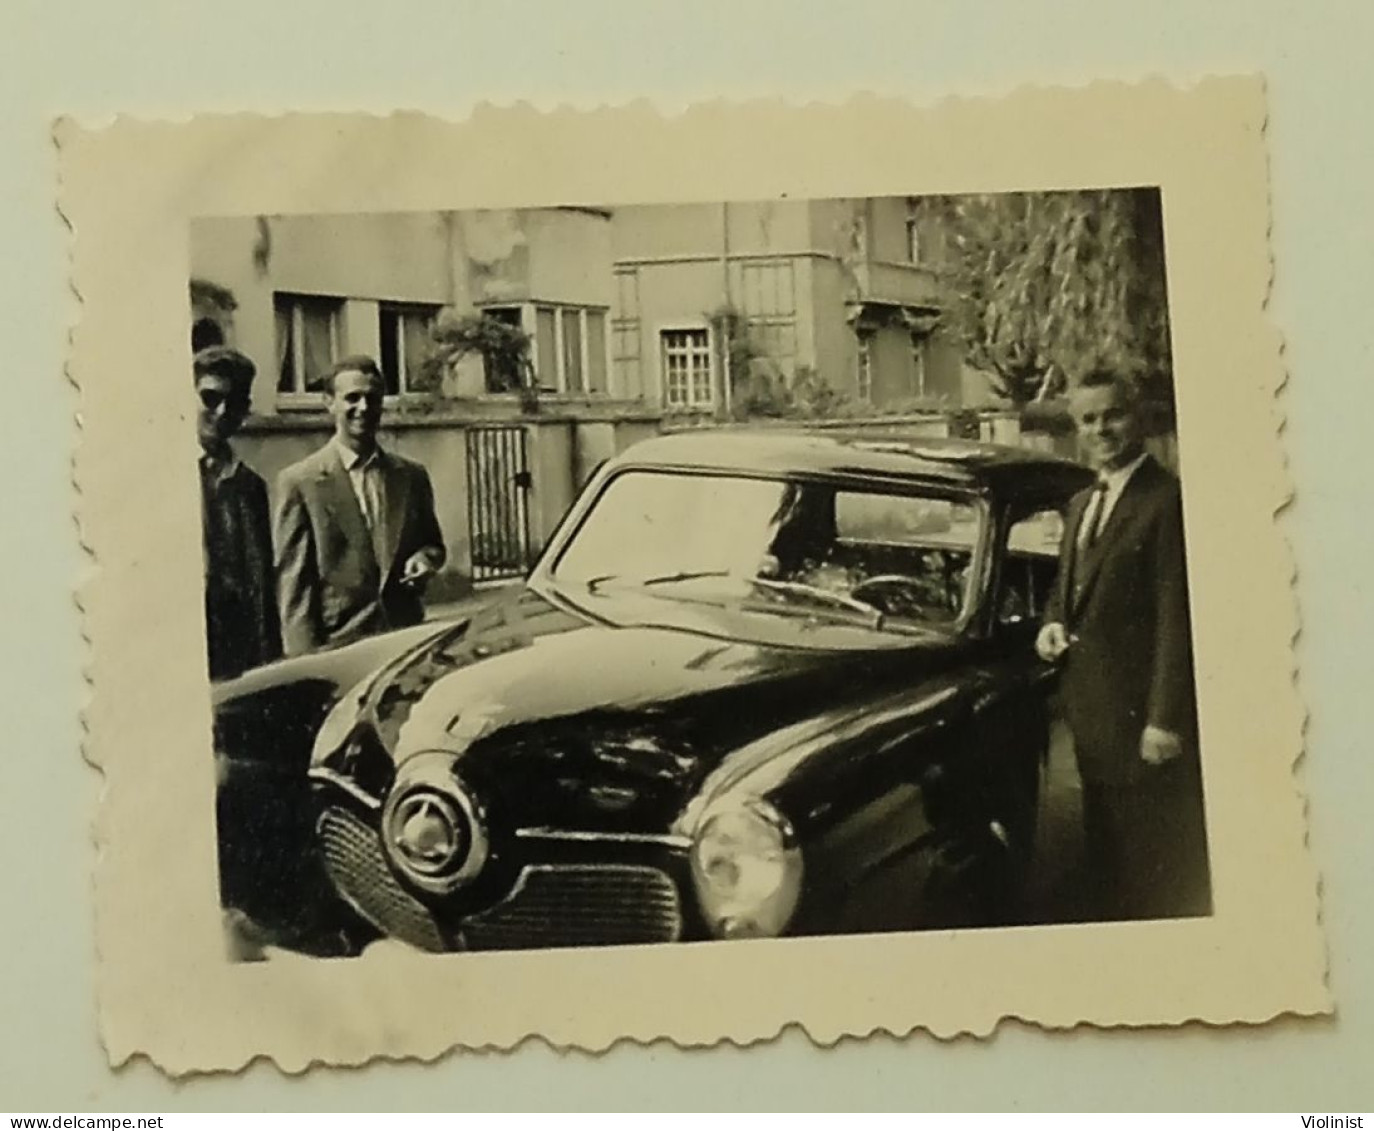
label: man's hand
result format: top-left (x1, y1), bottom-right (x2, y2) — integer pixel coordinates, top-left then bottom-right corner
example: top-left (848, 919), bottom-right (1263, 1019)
top-left (401, 551), bottom-right (438, 589)
top-left (1035, 621), bottom-right (1071, 662)
top-left (1140, 724), bottom-right (1183, 766)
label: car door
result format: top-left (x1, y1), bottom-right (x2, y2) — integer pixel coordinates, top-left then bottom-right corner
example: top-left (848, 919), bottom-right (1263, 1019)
top-left (952, 499), bottom-right (1071, 866)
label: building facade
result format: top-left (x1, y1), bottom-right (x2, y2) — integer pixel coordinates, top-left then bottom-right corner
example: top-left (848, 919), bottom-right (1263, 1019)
top-left (607, 197), bottom-right (969, 415)
top-left (190, 198), bottom-right (986, 422)
top-left (188, 200), bottom-right (993, 593)
top-left (191, 207), bottom-right (624, 410)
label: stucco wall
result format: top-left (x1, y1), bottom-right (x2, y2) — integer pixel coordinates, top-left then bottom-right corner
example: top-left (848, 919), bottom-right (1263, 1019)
top-left (631, 259), bottom-right (722, 405)
top-left (190, 209), bottom-right (614, 413)
top-left (191, 213), bottom-right (463, 410)
top-left (189, 217), bottom-right (278, 410)
top-left (867, 197), bottom-right (914, 263)
top-left (460, 208), bottom-right (614, 308)
top-left (808, 258), bottom-right (857, 393)
top-left (268, 212), bottom-right (457, 303)
top-left (527, 420), bottom-right (575, 556)
top-left (193, 202), bottom-right (970, 423)
top-left (924, 334), bottom-right (968, 403)
top-left (807, 198), bottom-right (862, 260)
top-left (908, 199), bottom-right (950, 268)
top-left (870, 325), bottom-right (914, 403)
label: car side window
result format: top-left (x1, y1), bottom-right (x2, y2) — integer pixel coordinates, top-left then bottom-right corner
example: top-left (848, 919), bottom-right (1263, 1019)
top-left (827, 492), bottom-right (981, 619)
top-left (997, 506), bottom-right (1066, 625)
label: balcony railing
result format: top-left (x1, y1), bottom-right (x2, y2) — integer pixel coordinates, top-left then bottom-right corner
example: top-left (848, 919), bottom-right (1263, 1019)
top-left (852, 259), bottom-right (942, 310)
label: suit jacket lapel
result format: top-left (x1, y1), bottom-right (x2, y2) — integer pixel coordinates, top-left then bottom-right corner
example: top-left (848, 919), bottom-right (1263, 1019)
top-left (315, 452), bottom-right (374, 566)
top-left (1059, 488), bottom-right (1092, 616)
top-left (377, 453), bottom-right (411, 576)
top-left (1070, 456), bottom-right (1157, 617)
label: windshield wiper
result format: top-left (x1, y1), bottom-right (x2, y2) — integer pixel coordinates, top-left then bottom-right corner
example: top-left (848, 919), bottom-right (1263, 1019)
top-left (641, 570), bottom-right (732, 587)
top-left (584, 571), bottom-right (885, 631)
top-left (746, 577), bottom-right (884, 627)
top-left (585, 569), bottom-right (731, 594)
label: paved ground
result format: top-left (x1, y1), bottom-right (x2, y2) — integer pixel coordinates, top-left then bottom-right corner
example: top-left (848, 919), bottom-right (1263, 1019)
top-left (1023, 717), bottom-right (1094, 925)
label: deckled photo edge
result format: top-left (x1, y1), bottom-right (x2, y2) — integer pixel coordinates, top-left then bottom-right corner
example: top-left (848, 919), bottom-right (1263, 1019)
top-left (59, 81), bottom-right (1329, 1075)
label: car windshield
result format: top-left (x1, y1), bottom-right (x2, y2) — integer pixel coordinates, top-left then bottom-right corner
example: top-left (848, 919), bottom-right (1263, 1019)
top-left (551, 470), bottom-right (985, 631)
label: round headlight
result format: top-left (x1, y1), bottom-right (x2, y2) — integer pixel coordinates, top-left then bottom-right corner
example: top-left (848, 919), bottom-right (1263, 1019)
top-left (691, 798), bottom-right (802, 940)
top-left (380, 752), bottom-right (489, 895)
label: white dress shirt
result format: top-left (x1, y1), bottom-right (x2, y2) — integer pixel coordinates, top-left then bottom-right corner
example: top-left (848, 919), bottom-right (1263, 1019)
top-left (330, 437), bottom-right (385, 530)
top-left (1078, 451), bottom-right (1149, 548)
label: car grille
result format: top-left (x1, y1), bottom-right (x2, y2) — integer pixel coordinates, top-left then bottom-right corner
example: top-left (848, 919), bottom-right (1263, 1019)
top-left (462, 865), bottom-right (684, 950)
top-left (317, 807), bottom-right (447, 952)
top-left (320, 806), bottom-right (685, 952)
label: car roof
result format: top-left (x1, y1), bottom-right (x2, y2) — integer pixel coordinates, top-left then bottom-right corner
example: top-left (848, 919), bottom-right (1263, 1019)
top-left (610, 427), bottom-right (1093, 498)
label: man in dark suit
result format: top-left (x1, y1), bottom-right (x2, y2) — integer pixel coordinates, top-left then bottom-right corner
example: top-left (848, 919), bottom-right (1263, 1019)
top-left (195, 347), bottom-right (281, 680)
top-left (1036, 370), bottom-right (1210, 921)
top-left (275, 355), bottom-right (446, 655)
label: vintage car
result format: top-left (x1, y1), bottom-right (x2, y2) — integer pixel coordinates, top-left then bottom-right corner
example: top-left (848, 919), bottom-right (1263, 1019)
top-left (213, 429), bottom-right (1091, 954)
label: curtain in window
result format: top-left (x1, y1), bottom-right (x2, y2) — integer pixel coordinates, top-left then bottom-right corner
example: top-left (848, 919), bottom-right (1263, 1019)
top-left (585, 310), bottom-right (607, 393)
top-left (299, 303), bottom-right (335, 393)
top-left (534, 308), bottom-right (557, 392)
top-left (274, 302), bottom-right (295, 392)
top-left (561, 309), bottom-right (584, 393)
top-left (402, 311), bottom-right (432, 391)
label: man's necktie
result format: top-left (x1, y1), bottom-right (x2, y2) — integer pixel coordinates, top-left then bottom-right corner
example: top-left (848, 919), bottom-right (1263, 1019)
top-left (1080, 479), bottom-right (1109, 550)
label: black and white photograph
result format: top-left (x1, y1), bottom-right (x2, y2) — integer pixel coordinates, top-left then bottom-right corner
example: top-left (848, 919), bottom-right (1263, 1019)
top-left (12, 0), bottom-right (1371, 1109)
top-left (63, 83), bottom-right (1327, 1069)
top-left (194, 191), bottom-right (1212, 962)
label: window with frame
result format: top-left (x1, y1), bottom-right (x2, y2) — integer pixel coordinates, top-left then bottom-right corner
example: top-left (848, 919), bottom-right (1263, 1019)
top-left (378, 302), bottom-right (440, 396)
top-left (739, 259), bottom-right (798, 376)
top-left (660, 328), bottom-right (713, 409)
top-left (612, 268), bottom-right (642, 397)
top-left (998, 505), bottom-right (1067, 626)
top-left (906, 217), bottom-right (922, 264)
top-left (275, 293), bottom-right (343, 396)
top-left (485, 303), bottom-right (609, 396)
top-left (856, 334), bottom-right (874, 402)
top-left (911, 335), bottom-right (927, 396)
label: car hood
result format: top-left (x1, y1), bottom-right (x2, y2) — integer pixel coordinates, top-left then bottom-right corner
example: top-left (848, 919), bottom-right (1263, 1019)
top-left (322, 585), bottom-right (970, 832)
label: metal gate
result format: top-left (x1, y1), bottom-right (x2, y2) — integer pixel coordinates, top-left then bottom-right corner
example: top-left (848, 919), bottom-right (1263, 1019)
top-left (466, 425), bottom-right (534, 583)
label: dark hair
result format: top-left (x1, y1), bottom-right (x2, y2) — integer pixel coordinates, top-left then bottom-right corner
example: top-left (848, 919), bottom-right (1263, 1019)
top-left (193, 346), bottom-right (256, 399)
top-left (324, 354), bottom-right (384, 395)
top-left (191, 317), bottom-right (225, 353)
top-left (1074, 368), bottom-right (1140, 405)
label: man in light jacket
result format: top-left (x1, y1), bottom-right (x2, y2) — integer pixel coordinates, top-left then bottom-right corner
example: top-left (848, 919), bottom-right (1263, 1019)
top-left (275, 355), bottom-right (446, 655)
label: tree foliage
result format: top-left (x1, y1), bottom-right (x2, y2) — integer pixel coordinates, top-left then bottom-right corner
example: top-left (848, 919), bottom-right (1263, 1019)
top-left (927, 189), bottom-right (1174, 410)
top-left (189, 277), bottom-right (238, 316)
top-left (421, 310), bottom-right (535, 407)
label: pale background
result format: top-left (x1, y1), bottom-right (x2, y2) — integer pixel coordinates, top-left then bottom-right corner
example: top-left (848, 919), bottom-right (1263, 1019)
top-left (2, 0), bottom-right (1371, 1112)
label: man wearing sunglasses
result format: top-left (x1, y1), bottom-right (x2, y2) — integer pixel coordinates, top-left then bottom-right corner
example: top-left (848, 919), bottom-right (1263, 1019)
top-left (194, 346), bottom-right (282, 681)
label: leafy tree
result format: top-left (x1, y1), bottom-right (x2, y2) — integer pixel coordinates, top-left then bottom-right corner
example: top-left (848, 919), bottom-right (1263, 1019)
top-left (926, 189), bottom-right (1174, 413)
top-left (189, 278), bottom-right (238, 352)
top-left (189, 277), bottom-right (238, 316)
top-left (421, 310), bottom-right (536, 409)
